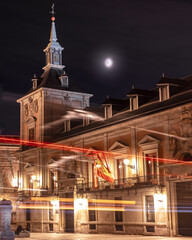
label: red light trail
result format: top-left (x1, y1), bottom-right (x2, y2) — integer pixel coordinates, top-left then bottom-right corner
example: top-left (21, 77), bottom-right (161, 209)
top-left (0, 136), bottom-right (191, 166)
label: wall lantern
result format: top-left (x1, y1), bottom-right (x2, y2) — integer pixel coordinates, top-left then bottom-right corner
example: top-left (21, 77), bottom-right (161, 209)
top-left (123, 158), bottom-right (135, 169)
top-left (12, 177), bottom-right (18, 187)
top-left (31, 175), bottom-right (36, 181)
top-left (74, 198), bottom-right (88, 211)
top-left (51, 199), bottom-right (59, 210)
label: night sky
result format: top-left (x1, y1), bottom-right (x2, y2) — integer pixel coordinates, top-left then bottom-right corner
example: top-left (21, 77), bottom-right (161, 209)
top-left (1, 0), bottom-right (192, 134)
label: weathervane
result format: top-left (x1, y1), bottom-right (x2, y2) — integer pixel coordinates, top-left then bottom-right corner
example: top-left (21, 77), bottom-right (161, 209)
top-left (50, 3), bottom-right (55, 21)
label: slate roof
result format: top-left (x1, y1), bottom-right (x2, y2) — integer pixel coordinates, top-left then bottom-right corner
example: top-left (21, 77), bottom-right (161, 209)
top-left (27, 68), bottom-right (87, 94)
top-left (127, 88), bottom-right (156, 97)
top-left (54, 78), bottom-right (192, 142)
top-left (157, 76), bottom-right (182, 86)
top-left (102, 97), bottom-right (129, 106)
top-left (84, 106), bottom-right (104, 118)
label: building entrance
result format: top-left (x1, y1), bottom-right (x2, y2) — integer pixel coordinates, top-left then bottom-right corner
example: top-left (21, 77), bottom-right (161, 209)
top-left (65, 193), bottom-right (74, 233)
top-left (176, 181), bottom-right (192, 236)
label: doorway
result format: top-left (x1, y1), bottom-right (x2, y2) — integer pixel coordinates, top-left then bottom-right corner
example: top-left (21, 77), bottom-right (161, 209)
top-left (65, 193), bottom-right (74, 233)
top-left (176, 181), bottom-right (192, 236)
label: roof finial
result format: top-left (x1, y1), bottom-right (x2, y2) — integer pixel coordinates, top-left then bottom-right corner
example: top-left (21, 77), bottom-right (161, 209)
top-left (132, 84), bottom-right (135, 89)
top-left (50, 3), bottom-right (55, 21)
top-left (162, 73), bottom-right (165, 77)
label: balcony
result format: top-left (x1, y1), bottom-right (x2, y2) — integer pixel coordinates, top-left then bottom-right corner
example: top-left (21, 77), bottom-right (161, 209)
top-left (17, 188), bottom-right (50, 198)
top-left (76, 175), bottom-right (165, 193)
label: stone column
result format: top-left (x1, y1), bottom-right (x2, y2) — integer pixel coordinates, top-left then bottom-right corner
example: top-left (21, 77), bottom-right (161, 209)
top-left (0, 200), bottom-right (15, 240)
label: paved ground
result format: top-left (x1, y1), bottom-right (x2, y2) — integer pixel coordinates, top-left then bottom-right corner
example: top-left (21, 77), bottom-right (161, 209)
top-left (15, 233), bottom-right (192, 240)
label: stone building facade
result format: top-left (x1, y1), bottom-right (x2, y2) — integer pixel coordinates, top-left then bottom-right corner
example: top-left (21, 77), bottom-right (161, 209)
top-left (4, 11), bottom-right (192, 237)
top-left (0, 138), bottom-right (19, 228)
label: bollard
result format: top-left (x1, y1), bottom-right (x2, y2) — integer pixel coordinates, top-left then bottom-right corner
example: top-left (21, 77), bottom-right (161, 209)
top-left (0, 200), bottom-right (15, 240)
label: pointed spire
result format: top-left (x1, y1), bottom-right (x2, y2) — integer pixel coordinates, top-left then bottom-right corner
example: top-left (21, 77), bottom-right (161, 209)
top-left (43, 3), bottom-right (64, 71)
top-left (49, 3), bottom-right (57, 42)
top-left (49, 20), bottom-right (57, 42)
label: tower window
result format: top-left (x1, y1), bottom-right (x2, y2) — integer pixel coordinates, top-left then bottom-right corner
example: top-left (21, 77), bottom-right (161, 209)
top-left (29, 128), bottom-right (35, 141)
top-left (53, 53), bottom-right (59, 64)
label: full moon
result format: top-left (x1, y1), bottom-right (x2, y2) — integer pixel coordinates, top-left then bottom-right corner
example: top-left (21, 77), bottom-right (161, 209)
top-left (105, 58), bottom-right (113, 68)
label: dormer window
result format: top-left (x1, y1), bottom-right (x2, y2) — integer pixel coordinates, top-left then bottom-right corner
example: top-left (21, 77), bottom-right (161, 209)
top-left (159, 85), bottom-right (170, 101)
top-left (129, 95), bottom-right (138, 111)
top-left (64, 120), bottom-right (70, 132)
top-left (32, 74), bottom-right (38, 90)
top-left (83, 116), bottom-right (90, 126)
top-left (59, 74), bottom-right (69, 87)
top-left (104, 105), bottom-right (112, 119)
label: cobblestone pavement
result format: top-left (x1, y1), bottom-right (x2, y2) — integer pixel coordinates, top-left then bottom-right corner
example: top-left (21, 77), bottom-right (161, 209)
top-left (15, 233), bottom-right (192, 240)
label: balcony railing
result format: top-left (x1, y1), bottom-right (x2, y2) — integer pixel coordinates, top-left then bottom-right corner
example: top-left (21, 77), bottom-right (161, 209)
top-left (76, 174), bottom-right (165, 192)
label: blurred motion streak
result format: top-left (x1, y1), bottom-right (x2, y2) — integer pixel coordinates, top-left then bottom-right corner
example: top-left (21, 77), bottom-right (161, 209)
top-left (0, 136), bottom-right (191, 166)
top-left (43, 108), bottom-right (104, 129)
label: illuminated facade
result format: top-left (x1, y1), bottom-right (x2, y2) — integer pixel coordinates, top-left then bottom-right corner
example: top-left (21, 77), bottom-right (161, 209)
top-left (0, 138), bottom-right (19, 226)
top-left (13, 11), bottom-right (192, 236)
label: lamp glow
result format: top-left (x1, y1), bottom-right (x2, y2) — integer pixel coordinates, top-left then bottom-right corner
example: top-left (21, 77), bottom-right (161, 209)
top-left (51, 199), bottom-right (59, 210)
top-left (123, 159), bottom-right (130, 165)
top-left (12, 177), bottom-right (17, 187)
top-left (31, 175), bottom-right (36, 181)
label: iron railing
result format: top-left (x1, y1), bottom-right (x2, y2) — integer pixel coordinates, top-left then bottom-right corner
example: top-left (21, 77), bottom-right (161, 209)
top-left (76, 174), bottom-right (165, 192)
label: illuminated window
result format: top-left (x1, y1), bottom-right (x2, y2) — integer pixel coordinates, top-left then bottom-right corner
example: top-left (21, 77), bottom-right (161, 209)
top-left (138, 135), bottom-right (160, 182)
top-left (145, 195), bottom-right (155, 222)
top-left (144, 153), bottom-right (158, 182)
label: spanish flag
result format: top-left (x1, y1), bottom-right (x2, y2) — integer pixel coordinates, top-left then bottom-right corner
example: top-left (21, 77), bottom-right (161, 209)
top-left (95, 153), bottom-right (114, 184)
